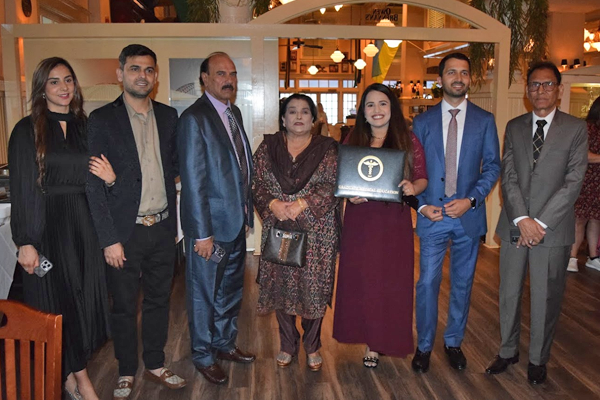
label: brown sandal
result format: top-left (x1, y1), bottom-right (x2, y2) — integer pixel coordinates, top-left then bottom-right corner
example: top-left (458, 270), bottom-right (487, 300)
top-left (277, 351), bottom-right (294, 367)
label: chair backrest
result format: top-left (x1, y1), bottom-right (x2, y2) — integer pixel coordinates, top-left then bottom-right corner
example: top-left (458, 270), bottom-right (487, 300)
top-left (0, 300), bottom-right (62, 400)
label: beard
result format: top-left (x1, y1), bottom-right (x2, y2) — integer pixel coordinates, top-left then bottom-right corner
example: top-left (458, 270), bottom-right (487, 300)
top-left (442, 82), bottom-right (468, 98)
top-left (124, 80), bottom-right (154, 99)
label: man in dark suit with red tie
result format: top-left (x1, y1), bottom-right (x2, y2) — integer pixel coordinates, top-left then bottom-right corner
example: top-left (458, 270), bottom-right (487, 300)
top-left (177, 52), bottom-right (255, 385)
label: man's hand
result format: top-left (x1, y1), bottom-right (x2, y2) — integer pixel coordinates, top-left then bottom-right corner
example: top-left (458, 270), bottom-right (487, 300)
top-left (421, 205), bottom-right (443, 222)
top-left (18, 244), bottom-right (39, 275)
top-left (194, 238), bottom-right (214, 261)
top-left (516, 218), bottom-right (546, 248)
top-left (444, 198), bottom-right (471, 219)
top-left (104, 243), bottom-right (126, 268)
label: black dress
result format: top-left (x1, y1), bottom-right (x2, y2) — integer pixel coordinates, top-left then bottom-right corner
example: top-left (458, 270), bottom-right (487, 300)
top-left (8, 111), bottom-right (110, 378)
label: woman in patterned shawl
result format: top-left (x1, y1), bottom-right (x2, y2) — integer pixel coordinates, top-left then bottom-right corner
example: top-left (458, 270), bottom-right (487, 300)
top-left (253, 94), bottom-right (340, 372)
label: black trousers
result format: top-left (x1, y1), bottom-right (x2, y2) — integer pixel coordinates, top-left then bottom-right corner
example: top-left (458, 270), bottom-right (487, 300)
top-left (107, 220), bottom-right (175, 376)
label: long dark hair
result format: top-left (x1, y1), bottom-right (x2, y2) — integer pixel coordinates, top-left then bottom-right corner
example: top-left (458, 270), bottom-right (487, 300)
top-left (587, 96), bottom-right (600, 127)
top-left (348, 83), bottom-right (413, 178)
top-left (30, 57), bottom-right (85, 185)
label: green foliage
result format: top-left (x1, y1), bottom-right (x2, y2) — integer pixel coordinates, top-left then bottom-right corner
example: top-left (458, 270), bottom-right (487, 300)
top-left (468, 0), bottom-right (548, 87)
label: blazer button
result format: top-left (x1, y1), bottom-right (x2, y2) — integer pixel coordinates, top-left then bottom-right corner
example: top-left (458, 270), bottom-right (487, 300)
top-left (439, 197), bottom-right (443, 201)
top-left (441, 177), bottom-right (445, 182)
top-left (137, 178), bottom-right (141, 182)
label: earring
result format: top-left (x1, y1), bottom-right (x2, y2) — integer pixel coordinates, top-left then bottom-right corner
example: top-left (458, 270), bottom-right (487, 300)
top-left (42, 93), bottom-right (46, 99)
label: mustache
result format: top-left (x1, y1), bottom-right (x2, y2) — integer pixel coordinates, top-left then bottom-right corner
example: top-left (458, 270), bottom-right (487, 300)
top-left (222, 84), bottom-right (234, 91)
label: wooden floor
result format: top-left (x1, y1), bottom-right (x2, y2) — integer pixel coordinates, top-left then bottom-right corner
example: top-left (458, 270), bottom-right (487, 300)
top-left (85, 242), bottom-right (600, 400)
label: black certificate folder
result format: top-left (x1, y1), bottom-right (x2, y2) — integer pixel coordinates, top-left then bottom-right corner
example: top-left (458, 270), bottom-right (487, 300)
top-left (335, 145), bottom-right (406, 203)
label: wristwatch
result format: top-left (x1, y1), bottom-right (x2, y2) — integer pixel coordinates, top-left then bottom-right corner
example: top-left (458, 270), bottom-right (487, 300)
top-left (469, 197), bottom-right (477, 209)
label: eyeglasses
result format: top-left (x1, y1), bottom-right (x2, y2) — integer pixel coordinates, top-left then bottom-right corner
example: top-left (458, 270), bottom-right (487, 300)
top-left (527, 81), bottom-right (558, 92)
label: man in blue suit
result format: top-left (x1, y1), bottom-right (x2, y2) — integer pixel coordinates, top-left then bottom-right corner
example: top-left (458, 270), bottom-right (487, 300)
top-left (411, 53), bottom-right (501, 373)
top-left (177, 52), bottom-right (255, 385)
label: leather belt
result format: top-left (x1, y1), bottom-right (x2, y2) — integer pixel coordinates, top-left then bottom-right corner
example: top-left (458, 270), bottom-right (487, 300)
top-left (136, 209), bottom-right (169, 227)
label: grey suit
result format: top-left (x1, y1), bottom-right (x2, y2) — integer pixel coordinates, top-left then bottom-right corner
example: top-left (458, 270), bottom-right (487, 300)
top-left (496, 110), bottom-right (587, 365)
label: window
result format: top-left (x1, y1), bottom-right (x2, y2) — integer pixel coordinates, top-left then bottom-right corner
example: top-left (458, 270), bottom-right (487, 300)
top-left (279, 79), bottom-right (295, 88)
top-left (319, 93), bottom-right (338, 124)
top-left (343, 93), bottom-right (358, 122)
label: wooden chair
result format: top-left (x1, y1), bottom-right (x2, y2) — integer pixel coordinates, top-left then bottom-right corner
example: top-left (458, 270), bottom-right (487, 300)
top-left (0, 300), bottom-right (62, 400)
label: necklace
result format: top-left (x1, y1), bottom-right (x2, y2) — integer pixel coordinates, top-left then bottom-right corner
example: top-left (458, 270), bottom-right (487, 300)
top-left (371, 135), bottom-right (386, 140)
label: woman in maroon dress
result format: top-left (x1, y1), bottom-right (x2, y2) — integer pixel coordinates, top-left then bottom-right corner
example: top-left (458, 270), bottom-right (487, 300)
top-left (569, 96), bottom-right (600, 272)
top-left (333, 83), bottom-right (428, 368)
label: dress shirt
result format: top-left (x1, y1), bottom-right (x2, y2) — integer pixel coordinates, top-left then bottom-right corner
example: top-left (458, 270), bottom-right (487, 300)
top-left (441, 98), bottom-right (468, 171)
top-left (417, 98), bottom-right (468, 215)
top-left (512, 107), bottom-right (558, 229)
top-left (205, 91), bottom-right (251, 179)
top-left (124, 98), bottom-right (167, 216)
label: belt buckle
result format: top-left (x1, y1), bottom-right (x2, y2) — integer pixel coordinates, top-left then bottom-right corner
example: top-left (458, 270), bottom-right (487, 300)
top-left (142, 215), bottom-right (156, 227)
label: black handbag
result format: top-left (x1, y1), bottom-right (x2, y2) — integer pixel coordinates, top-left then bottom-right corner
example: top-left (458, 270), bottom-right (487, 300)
top-left (262, 222), bottom-right (307, 268)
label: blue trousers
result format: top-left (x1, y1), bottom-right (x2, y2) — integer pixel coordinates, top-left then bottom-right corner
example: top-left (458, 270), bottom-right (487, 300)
top-left (415, 216), bottom-right (480, 352)
top-left (186, 228), bottom-right (246, 368)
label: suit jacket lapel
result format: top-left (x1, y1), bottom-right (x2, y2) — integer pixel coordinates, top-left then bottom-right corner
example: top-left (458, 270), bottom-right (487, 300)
top-left (535, 111), bottom-right (562, 166)
top-left (153, 100), bottom-right (171, 169)
top-left (114, 95), bottom-right (141, 170)
top-left (458, 103), bottom-right (476, 173)
top-left (430, 104), bottom-right (445, 171)
top-left (199, 95), bottom-right (238, 157)
top-left (518, 113), bottom-right (534, 170)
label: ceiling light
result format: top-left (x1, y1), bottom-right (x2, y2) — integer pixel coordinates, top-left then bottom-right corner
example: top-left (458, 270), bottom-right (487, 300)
top-left (335, 5), bottom-right (343, 12)
top-left (308, 65), bottom-right (319, 75)
top-left (280, 0), bottom-right (294, 4)
top-left (376, 19), bottom-right (402, 48)
top-left (354, 59), bottom-right (367, 70)
top-left (320, 8), bottom-right (326, 14)
top-left (363, 42), bottom-right (379, 57)
top-left (584, 42), bottom-right (591, 51)
top-left (330, 48), bottom-right (345, 63)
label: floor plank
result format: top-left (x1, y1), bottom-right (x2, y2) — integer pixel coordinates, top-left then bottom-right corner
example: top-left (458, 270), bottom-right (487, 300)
top-left (85, 241), bottom-right (600, 400)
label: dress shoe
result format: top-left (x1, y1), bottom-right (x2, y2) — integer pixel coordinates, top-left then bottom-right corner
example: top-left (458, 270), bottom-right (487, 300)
top-left (485, 354), bottom-right (519, 374)
top-left (411, 348), bottom-right (431, 373)
top-left (527, 363), bottom-right (547, 385)
top-left (196, 363), bottom-right (228, 385)
top-left (216, 346), bottom-right (256, 363)
top-left (444, 345), bottom-right (467, 370)
top-left (143, 368), bottom-right (187, 389)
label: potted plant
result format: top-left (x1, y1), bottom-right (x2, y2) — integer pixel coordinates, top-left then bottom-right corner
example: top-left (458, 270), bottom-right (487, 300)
top-left (431, 82), bottom-right (442, 98)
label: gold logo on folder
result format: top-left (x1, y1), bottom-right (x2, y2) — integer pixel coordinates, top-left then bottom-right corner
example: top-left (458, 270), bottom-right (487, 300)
top-left (358, 156), bottom-right (384, 181)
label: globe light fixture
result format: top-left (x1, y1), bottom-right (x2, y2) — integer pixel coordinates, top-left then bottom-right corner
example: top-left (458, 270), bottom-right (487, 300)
top-left (354, 58), bottom-right (367, 70)
top-left (363, 42), bottom-right (379, 57)
top-left (330, 48), bottom-right (345, 63)
top-left (320, 8), bottom-right (326, 14)
top-left (376, 19), bottom-right (402, 48)
top-left (308, 65), bottom-right (319, 75)
top-left (335, 5), bottom-right (343, 11)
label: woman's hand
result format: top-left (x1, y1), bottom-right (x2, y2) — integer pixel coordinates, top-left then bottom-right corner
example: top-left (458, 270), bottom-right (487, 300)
top-left (285, 201), bottom-right (303, 221)
top-left (271, 200), bottom-right (292, 221)
top-left (348, 196), bottom-right (368, 205)
top-left (18, 244), bottom-right (39, 275)
top-left (89, 154), bottom-right (116, 185)
top-left (399, 180), bottom-right (415, 196)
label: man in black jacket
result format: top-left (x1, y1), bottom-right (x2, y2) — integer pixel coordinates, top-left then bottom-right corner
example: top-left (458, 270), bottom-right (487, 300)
top-left (86, 44), bottom-right (185, 400)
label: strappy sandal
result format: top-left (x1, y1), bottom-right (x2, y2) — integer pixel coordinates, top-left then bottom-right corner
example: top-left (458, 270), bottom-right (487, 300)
top-left (363, 355), bottom-right (379, 368)
top-left (307, 352), bottom-right (323, 371)
top-left (113, 377), bottom-right (134, 400)
top-left (277, 351), bottom-right (294, 367)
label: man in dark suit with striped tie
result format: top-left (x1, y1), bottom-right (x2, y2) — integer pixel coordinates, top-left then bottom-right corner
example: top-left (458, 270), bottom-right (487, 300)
top-left (177, 52), bottom-right (255, 385)
top-left (488, 61), bottom-right (588, 384)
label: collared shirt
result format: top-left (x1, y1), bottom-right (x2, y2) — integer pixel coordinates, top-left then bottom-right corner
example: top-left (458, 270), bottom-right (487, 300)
top-left (531, 107), bottom-right (557, 140)
top-left (441, 98), bottom-right (468, 170)
top-left (124, 98), bottom-right (167, 216)
top-left (512, 108), bottom-right (558, 229)
top-left (205, 91), bottom-right (251, 180)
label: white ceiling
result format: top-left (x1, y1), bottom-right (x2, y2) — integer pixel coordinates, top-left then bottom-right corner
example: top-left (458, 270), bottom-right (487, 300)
top-left (549, 0), bottom-right (600, 14)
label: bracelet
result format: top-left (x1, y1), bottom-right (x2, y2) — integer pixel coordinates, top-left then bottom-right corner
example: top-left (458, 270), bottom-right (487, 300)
top-left (297, 198), bottom-right (307, 211)
top-left (268, 199), bottom-right (278, 210)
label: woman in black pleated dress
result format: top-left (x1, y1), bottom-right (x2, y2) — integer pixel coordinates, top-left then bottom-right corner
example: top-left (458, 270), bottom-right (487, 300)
top-left (9, 57), bottom-right (113, 400)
